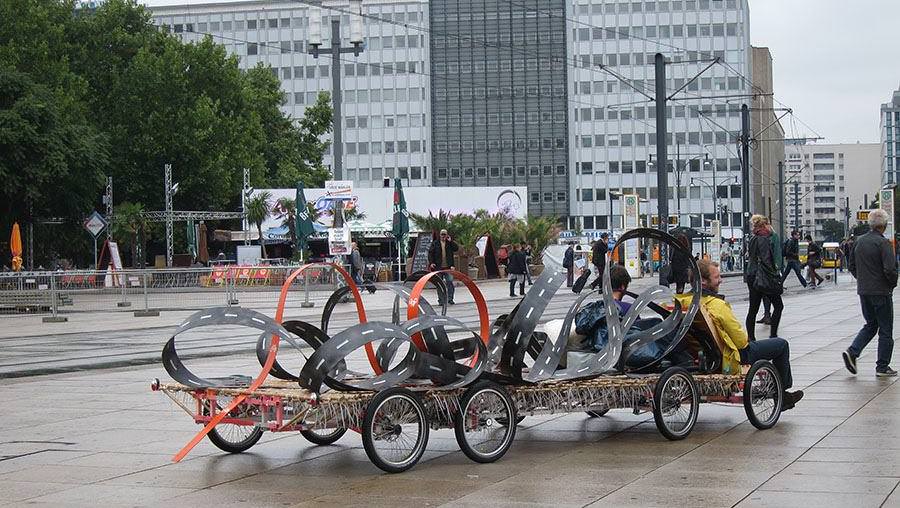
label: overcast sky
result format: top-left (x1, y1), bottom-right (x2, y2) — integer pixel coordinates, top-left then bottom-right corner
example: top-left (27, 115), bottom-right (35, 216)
top-left (140, 0), bottom-right (900, 144)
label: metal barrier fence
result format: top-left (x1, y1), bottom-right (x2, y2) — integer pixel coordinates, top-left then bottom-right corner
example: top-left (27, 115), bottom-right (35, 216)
top-left (0, 265), bottom-right (345, 319)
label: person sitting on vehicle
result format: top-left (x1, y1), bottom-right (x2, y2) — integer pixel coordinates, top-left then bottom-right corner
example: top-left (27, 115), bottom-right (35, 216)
top-left (678, 259), bottom-right (804, 410)
top-left (569, 266), bottom-right (690, 370)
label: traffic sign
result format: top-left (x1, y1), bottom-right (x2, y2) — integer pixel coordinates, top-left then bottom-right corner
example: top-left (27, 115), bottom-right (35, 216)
top-left (84, 211), bottom-right (108, 238)
top-left (857, 210), bottom-right (870, 222)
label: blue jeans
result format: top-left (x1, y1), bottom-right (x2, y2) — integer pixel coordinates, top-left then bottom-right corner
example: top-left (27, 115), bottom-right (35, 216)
top-left (849, 295), bottom-right (894, 370)
top-left (781, 259), bottom-right (807, 287)
top-left (740, 337), bottom-right (793, 389)
top-left (440, 272), bottom-right (455, 303)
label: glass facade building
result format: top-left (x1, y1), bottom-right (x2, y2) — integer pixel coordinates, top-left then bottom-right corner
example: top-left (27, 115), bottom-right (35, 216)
top-left (428, 0), bottom-right (571, 217)
top-left (882, 86), bottom-right (900, 185)
top-left (567, 0), bottom-right (752, 232)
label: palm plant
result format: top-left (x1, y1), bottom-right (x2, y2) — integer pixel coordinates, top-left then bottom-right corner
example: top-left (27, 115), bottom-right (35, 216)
top-left (245, 191), bottom-right (272, 258)
top-left (448, 213), bottom-right (481, 258)
top-left (409, 209), bottom-right (453, 236)
top-left (343, 204), bottom-right (367, 221)
top-left (111, 202), bottom-right (150, 267)
top-left (274, 197), bottom-right (297, 258)
top-left (519, 215), bottom-right (562, 264)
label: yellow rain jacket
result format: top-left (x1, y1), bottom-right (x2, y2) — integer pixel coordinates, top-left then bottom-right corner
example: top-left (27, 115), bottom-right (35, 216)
top-left (676, 294), bottom-right (749, 375)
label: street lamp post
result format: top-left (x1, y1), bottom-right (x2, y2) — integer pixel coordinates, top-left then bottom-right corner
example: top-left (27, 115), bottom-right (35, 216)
top-left (308, 3), bottom-right (364, 181)
top-left (609, 190), bottom-right (622, 234)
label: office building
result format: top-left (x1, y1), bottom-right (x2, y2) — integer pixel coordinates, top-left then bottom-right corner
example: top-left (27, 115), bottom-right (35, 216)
top-left (149, 0), bottom-right (432, 188)
top-left (750, 46), bottom-right (784, 233)
top-left (568, 0), bottom-right (753, 235)
top-left (784, 142), bottom-right (881, 239)
top-left (427, 0), bottom-right (570, 217)
top-left (883, 85), bottom-right (900, 185)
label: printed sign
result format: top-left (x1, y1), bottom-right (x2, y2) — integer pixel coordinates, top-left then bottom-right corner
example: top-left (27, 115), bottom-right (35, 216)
top-left (84, 211), bottom-right (108, 238)
top-left (881, 189), bottom-right (895, 252)
top-left (328, 225), bottom-right (352, 255)
top-left (623, 194), bottom-right (640, 277)
top-left (709, 220), bottom-right (722, 265)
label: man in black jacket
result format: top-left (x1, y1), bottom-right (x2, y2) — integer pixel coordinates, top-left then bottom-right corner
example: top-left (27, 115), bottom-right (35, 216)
top-left (844, 209), bottom-right (898, 377)
top-left (507, 243), bottom-right (527, 297)
top-left (781, 230), bottom-right (807, 288)
top-left (588, 233), bottom-right (609, 290)
top-left (563, 242), bottom-right (575, 287)
top-left (428, 229), bottom-right (459, 304)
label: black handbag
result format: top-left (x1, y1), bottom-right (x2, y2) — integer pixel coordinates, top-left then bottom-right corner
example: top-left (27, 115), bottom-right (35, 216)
top-left (753, 266), bottom-right (783, 295)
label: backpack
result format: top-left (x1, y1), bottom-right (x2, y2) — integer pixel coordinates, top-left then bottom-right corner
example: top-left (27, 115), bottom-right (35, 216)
top-left (562, 248), bottom-right (573, 269)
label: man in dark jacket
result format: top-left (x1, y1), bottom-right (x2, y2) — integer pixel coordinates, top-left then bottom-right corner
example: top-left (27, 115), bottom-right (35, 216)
top-left (588, 233), bottom-right (609, 290)
top-left (844, 209), bottom-right (898, 377)
top-left (563, 242), bottom-right (575, 287)
top-left (428, 229), bottom-right (459, 304)
top-left (781, 230), bottom-right (807, 287)
top-left (507, 243), bottom-right (528, 297)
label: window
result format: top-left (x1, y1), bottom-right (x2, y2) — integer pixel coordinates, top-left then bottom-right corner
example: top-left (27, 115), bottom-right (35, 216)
top-left (247, 19), bottom-right (257, 29)
top-left (247, 43), bottom-right (258, 55)
top-left (268, 18), bottom-right (278, 28)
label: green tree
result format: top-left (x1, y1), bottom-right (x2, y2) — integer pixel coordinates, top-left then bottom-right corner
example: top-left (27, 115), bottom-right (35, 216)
top-left (821, 219), bottom-right (845, 242)
top-left (0, 1), bottom-right (109, 262)
top-left (245, 191), bottom-right (272, 258)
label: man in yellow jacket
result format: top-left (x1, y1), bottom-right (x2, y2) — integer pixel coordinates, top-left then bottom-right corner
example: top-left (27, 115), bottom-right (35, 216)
top-left (688, 260), bottom-right (804, 410)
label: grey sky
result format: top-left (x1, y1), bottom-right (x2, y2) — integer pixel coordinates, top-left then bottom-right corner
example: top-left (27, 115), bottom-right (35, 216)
top-left (140, 0), bottom-right (900, 143)
top-left (750, 0), bottom-right (900, 143)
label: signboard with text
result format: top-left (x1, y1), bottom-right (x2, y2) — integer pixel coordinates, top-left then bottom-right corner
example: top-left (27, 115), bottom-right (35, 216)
top-left (623, 194), bottom-right (641, 277)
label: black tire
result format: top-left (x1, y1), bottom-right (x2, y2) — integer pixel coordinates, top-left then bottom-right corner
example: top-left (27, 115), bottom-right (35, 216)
top-left (362, 387), bottom-right (429, 473)
top-left (300, 427), bottom-right (348, 446)
top-left (207, 426), bottom-right (263, 453)
top-left (454, 381), bottom-right (517, 463)
top-left (586, 409), bottom-right (609, 418)
top-left (743, 360), bottom-right (783, 430)
top-left (652, 366), bottom-right (699, 441)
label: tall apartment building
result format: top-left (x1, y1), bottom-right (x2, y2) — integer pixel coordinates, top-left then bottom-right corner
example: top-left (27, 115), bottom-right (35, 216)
top-left (568, 0), bottom-right (753, 234)
top-left (148, 0), bottom-right (432, 188)
top-left (427, 0), bottom-right (570, 218)
top-left (883, 85), bottom-right (900, 185)
top-left (784, 142), bottom-right (881, 240)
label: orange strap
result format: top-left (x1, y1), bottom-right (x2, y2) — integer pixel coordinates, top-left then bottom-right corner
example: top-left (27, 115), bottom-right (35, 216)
top-left (407, 269), bottom-right (490, 366)
top-left (172, 262), bottom-right (366, 462)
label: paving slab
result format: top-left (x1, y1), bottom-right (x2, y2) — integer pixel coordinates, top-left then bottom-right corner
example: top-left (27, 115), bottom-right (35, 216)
top-left (0, 275), bottom-right (899, 507)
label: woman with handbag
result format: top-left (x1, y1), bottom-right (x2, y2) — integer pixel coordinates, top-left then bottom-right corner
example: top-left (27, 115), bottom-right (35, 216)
top-left (745, 215), bottom-right (784, 341)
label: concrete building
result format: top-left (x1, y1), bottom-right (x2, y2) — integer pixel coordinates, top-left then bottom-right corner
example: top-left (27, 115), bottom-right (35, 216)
top-left (148, 0), bottom-right (432, 189)
top-left (784, 142), bottom-right (881, 240)
top-left (427, 0), bottom-right (570, 218)
top-left (567, 0), bottom-right (753, 235)
top-left (750, 46), bottom-right (785, 235)
top-left (883, 85), bottom-right (900, 185)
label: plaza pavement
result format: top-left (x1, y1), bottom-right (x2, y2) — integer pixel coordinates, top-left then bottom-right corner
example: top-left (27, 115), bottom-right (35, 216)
top-left (0, 270), bottom-right (898, 507)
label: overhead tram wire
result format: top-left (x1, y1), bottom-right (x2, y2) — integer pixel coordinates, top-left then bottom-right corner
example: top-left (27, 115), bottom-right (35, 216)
top-left (498, 0), bottom-right (824, 136)
top-left (290, 0), bottom-right (769, 108)
top-left (178, 27), bottom-right (661, 136)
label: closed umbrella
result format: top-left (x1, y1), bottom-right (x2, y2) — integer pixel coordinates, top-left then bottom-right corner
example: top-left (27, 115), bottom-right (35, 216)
top-left (198, 222), bottom-right (209, 264)
top-left (10, 222), bottom-right (22, 272)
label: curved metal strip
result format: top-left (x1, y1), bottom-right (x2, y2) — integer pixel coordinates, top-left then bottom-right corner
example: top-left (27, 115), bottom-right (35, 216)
top-left (163, 307), bottom-right (300, 389)
top-left (496, 269), bottom-right (565, 375)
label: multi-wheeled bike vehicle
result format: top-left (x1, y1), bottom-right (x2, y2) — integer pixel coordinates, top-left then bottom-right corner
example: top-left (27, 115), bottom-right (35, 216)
top-left (154, 229), bottom-right (784, 473)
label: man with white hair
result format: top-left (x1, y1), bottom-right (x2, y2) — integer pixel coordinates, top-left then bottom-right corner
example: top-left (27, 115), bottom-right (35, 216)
top-left (844, 208), bottom-right (898, 377)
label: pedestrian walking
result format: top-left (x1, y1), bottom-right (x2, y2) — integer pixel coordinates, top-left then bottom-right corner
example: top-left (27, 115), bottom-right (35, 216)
top-left (507, 244), bottom-right (527, 297)
top-left (428, 229), bottom-right (458, 305)
top-left (843, 209), bottom-right (898, 377)
top-left (841, 236), bottom-right (855, 273)
top-left (588, 233), bottom-right (609, 291)
top-left (523, 243), bottom-right (533, 286)
top-left (668, 233), bottom-right (692, 294)
top-left (745, 215), bottom-right (784, 341)
top-left (781, 230), bottom-right (807, 288)
top-left (350, 242), bottom-right (364, 285)
top-left (805, 234), bottom-right (825, 288)
top-left (563, 241), bottom-right (575, 287)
